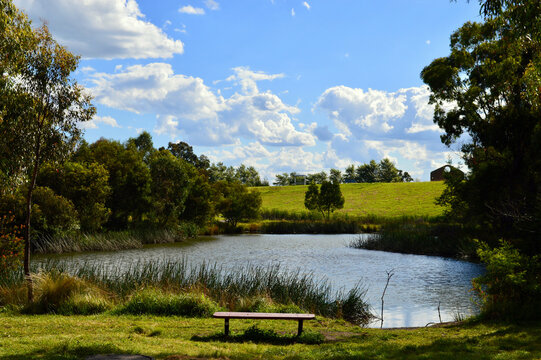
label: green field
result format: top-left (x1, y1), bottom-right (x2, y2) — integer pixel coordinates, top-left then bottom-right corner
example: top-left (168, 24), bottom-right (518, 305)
top-left (254, 182), bottom-right (446, 218)
top-left (0, 314), bottom-right (539, 359)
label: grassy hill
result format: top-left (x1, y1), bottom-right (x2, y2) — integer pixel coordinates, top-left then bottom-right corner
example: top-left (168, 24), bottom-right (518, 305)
top-left (253, 181), bottom-right (446, 218)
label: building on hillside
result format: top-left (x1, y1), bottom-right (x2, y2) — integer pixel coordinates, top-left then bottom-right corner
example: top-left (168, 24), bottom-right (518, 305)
top-left (293, 174), bottom-right (307, 185)
top-left (430, 165), bottom-right (464, 181)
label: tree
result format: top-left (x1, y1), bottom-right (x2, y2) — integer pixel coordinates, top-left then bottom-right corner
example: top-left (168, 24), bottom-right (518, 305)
top-left (344, 165), bottom-right (356, 183)
top-left (0, 23), bottom-right (95, 300)
top-left (214, 181), bottom-right (262, 227)
top-left (37, 161), bottom-right (111, 232)
top-left (75, 139), bottom-right (151, 229)
top-left (0, 0), bottom-right (36, 194)
top-left (273, 173), bottom-right (290, 186)
top-left (127, 131), bottom-right (155, 164)
top-left (330, 169), bottom-right (343, 184)
top-left (235, 164), bottom-right (263, 186)
top-left (148, 150), bottom-right (191, 228)
top-left (377, 158), bottom-right (402, 183)
top-left (307, 171), bottom-right (328, 184)
top-left (208, 162), bottom-right (236, 183)
top-left (421, 1), bottom-right (541, 253)
top-left (304, 181), bottom-right (345, 220)
top-left (355, 160), bottom-right (378, 183)
top-left (168, 141), bottom-right (208, 170)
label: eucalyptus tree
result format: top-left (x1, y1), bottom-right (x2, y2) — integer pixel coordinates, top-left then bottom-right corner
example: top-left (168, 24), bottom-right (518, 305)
top-left (0, 22), bottom-right (95, 299)
top-left (423, 0), bottom-right (541, 250)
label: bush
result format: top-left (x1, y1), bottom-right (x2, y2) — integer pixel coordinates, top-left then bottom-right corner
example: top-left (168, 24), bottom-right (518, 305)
top-left (23, 271), bottom-right (110, 315)
top-left (115, 288), bottom-right (220, 317)
top-left (0, 214), bottom-right (24, 277)
top-left (472, 240), bottom-right (541, 320)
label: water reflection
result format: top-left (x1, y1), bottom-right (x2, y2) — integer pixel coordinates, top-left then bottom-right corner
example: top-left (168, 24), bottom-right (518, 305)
top-left (40, 234), bottom-right (484, 328)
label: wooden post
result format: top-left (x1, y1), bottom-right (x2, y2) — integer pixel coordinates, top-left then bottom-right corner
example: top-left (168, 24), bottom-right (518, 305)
top-left (224, 318), bottom-right (229, 336)
top-left (297, 320), bottom-right (303, 336)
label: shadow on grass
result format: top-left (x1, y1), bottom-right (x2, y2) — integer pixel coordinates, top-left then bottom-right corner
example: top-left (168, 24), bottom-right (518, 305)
top-left (192, 325), bottom-right (324, 345)
top-left (0, 343), bottom-right (129, 360)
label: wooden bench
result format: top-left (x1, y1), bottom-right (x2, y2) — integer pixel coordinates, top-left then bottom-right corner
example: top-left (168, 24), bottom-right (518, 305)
top-left (212, 312), bottom-right (316, 336)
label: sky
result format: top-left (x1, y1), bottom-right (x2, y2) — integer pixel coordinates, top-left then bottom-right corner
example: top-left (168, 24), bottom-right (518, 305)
top-left (14, 0), bottom-right (481, 182)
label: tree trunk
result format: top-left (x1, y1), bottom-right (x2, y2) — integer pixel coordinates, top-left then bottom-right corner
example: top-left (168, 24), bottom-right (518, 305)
top-left (24, 145), bottom-right (41, 302)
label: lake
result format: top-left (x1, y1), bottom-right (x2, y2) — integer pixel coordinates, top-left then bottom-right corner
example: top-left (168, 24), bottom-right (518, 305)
top-left (41, 234), bottom-right (484, 328)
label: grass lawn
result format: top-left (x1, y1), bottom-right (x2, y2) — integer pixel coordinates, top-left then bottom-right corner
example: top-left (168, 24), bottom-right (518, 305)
top-left (1, 313), bottom-right (540, 359)
top-left (254, 182), bottom-right (446, 218)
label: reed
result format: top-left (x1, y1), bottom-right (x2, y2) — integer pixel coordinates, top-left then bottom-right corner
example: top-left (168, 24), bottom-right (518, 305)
top-left (2, 259), bottom-right (374, 325)
top-left (32, 228), bottom-right (184, 254)
top-left (349, 221), bottom-right (477, 259)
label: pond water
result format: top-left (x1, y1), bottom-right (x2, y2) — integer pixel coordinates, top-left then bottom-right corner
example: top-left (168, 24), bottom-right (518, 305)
top-left (41, 234), bottom-right (484, 328)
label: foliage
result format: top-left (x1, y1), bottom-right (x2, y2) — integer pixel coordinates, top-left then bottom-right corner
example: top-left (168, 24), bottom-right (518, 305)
top-left (214, 181), bottom-right (262, 227)
top-left (0, 213), bottom-right (24, 277)
top-left (168, 140), bottom-right (209, 170)
top-left (148, 150), bottom-right (190, 228)
top-left (304, 181), bottom-right (345, 220)
top-left (31, 186), bottom-right (80, 238)
top-left (421, 2), bottom-right (541, 253)
top-left (37, 161), bottom-right (111, 232)
top-left (472, 240), bottom-right (541, 320)
top-left (75, 139), bottom-right (151, 229)
top-left (0, 0), bottom-right (36, 194)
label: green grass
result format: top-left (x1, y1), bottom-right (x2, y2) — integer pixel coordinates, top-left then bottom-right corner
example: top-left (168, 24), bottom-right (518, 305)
top-left (254, 182), bottom-right (446, 218)
top-left (0, 313), bottom-right (540, 359)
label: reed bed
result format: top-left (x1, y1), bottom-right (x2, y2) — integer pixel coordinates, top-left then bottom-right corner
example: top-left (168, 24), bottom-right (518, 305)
top-left (1, 259), bottom-right (373, 325)
top-left (33, 228), bottom-right (183, 254)
top-left (349, 222), bottom-right (477, 259)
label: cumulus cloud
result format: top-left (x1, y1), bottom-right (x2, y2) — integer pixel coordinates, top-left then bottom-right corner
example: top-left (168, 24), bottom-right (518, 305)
top-left (14, 0), bottom-right (183, 59)
top-left (316, 86), bottom-right (407, 135)
top-left (226, 66), bottom-right (285, 95)
top-left (179, 5), bottom-right (205, 15)
top-left (80, 115), bottom-right (120, 129)
top-left (89, 64), bottom-right (315, 147)
top-left (303, 2), bottom-right (311, 10)
top-left (316, 85), bottom-right (461, 179)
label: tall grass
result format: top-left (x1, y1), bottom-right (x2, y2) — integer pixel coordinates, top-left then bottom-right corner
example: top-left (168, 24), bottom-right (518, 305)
top-left (33, 228), bottom-right (184, 254)
top-left (349, 222), bottom-right (477, 259)
top-left (1, 259), bottom-right (374, 325)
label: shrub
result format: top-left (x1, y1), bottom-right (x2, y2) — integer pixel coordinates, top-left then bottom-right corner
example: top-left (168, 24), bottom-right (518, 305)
top-left (115, 288), bottom-right (220, 317)
top-left (0, 214), bottom-right (24, 277)
top-left (23, 271), bottom-right (110, 315)
top-left (472, 240), bottom-right (541, 320)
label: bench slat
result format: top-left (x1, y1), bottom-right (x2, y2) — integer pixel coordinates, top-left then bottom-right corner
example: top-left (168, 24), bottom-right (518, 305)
top-left (212, 312), bottom-right (315, 320)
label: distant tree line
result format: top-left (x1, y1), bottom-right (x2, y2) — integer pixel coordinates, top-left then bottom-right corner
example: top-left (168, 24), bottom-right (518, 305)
top-left (274, 158), bottom-right (413, 186)
top-left (0, 131), bottom-right (263, 238)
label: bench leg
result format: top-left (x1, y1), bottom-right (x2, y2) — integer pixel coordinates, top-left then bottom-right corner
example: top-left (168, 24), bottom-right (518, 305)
top-left (297, 320), bottom-right (303, 336)
top-left (224, 318), bottom-right (229, 336)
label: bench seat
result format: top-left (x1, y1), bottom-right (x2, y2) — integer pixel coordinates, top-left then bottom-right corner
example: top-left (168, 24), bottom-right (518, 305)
top-left (212, 312), bottom-right (316, 336)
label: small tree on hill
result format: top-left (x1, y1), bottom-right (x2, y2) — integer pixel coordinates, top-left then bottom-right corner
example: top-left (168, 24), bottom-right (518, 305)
top-left (304, 181), bottom-right (345, 220)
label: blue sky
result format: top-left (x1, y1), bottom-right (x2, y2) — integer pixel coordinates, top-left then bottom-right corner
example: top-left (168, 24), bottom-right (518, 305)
top-left (15, 0), bottom-right (480, 181)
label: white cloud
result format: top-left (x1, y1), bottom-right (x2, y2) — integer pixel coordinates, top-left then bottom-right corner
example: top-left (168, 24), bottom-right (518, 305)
top-left (80, 115), bottom-right (120, 129)
top-left (291, 8), bottom-right (296, 16)
top-left (89, 64), bottom-right (315, 147)
top-left (14, 0), bottom-right (183, 59)
top-left (316, 85), bottom-right (463, 179)
top-left (204, 0), bottom-right (220, 10)
top-left (316, 86), bottom-right (407, 134)
top-left (179, 5), bottom-right (205, 15)
top-left (303, 1), bottom-right (311, 10)
top-left (226, 66), bottom-right (285, 95)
